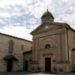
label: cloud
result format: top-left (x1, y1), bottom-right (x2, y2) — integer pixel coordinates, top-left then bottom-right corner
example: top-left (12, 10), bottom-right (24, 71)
top-left (0, 26), bottom-right (33, 40)
top-left (0, 0), bottom-right (27, 6)
top-left (51, 0), bottom-right (75, 27)
top-left (0, 14), bottom-right (39, 29)
top-left (0, 0), bottom-right (75, 27)
top-left (0, 0), bottom-right (52, 28)
top-left (0, 0), bottom-right (74, 40)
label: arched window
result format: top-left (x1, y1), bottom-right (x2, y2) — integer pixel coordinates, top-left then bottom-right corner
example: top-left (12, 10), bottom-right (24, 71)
top-left (45, 44), bottom-right (51, 49)
top-left (8, 40), bottom-right (14, 53)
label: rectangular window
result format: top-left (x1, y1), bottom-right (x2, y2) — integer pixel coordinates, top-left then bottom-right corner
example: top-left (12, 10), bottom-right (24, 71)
top-left (21, 45), bottom-right (24, 51)
top-left (8, 40), bottom-right (14, 53)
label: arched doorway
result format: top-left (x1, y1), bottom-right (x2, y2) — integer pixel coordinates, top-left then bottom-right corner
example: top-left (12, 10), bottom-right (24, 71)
top-left (3, 55), bottom-right (18, 72)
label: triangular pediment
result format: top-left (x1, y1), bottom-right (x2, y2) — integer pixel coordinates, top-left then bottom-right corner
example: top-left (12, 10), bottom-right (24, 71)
top-left (31, 22), bottom-right (70, 35)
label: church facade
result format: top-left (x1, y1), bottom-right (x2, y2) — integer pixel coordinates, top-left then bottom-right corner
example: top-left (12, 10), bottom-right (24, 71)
top-left (30, 10), bottom-right (75, 73)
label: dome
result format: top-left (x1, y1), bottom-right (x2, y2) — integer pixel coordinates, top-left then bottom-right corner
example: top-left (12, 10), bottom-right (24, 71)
top-left (41, 10), bottom-right (54, 19)
top-left (41, 10), bottom-right (54, 23)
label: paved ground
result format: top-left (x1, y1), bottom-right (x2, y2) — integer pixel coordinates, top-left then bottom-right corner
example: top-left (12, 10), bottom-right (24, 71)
top-left (0, 72), bottom-right (75, 75)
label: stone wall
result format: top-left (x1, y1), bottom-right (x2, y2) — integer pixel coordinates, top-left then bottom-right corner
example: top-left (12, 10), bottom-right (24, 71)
top-left (32, 24), bottom-right (73, 73)
top-left (0, 33), bottom-right (32, 72)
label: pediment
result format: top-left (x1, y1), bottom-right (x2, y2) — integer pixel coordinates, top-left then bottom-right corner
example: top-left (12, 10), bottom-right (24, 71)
top-left (31, 22), bottom-right (70, 35)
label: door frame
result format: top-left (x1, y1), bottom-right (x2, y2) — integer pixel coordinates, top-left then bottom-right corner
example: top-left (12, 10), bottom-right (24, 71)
top-left (24, 60), bottom-right (28, 71)
top-left (45, 57), bottom-right (51, 72)
top-left (6, 60), bottom-right (13, 72)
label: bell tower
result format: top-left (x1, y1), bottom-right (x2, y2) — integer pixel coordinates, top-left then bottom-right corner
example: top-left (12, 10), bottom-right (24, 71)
top-left (41, 9), bottom-right (54, 23)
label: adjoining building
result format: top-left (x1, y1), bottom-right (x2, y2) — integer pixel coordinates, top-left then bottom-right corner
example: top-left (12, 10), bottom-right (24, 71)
top-left (0, 33), bottom-right (32, 72)
top-left (30, 10), bottom-right (75, 73)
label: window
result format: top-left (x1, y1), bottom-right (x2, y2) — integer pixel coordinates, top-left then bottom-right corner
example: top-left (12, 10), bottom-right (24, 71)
top-left (21, 45), bottom-right (24, 51)
top-left (45, 44), bottom-right (51, 49)
top-left (73, 37), bottom-right (75, 44)
top-left (72, 48), bottom-right (75, 51)
top-left (8, 40), bottom-right (14, 53)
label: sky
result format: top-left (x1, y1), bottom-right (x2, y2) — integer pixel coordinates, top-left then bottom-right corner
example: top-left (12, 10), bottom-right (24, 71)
top-left (0, 0), bottom-right (75, 40)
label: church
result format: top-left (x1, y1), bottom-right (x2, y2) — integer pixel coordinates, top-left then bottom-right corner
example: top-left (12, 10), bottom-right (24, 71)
top-left (30, 10), bottom-right (75, 73)
top-left (0, 10), bottom-right (75, 73)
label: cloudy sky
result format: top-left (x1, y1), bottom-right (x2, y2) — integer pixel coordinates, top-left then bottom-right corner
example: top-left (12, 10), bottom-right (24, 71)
top-left (0, 0), bottom-right (75, 40)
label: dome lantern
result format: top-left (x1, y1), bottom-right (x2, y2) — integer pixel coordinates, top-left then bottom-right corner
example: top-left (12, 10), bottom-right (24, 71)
top-left (41, 9), bottom-right (54, 23)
